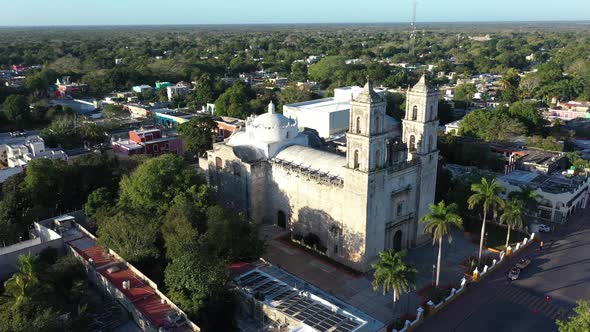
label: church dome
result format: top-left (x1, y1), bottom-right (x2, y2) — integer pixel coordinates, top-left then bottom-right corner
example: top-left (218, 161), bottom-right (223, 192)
top-left (251, 112), bottom-right (293, 129)
top-left (247, 101), bottom-right (298, 142)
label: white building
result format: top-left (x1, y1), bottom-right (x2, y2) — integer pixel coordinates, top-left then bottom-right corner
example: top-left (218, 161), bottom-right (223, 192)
top-left (283, 86), bottom-right (386, 139)
top-left (166, 85), bottom-right (189, 101)
top-left (497, 170), bottom-right (589, 224)
top-left (0, 135), bottom-right (66, 168)
top-left (201, 76), bottom-right (438, 271)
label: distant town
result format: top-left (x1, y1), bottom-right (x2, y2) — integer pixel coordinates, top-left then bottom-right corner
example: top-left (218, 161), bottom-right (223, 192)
top-left (0, 21), bottom-right (589, 332)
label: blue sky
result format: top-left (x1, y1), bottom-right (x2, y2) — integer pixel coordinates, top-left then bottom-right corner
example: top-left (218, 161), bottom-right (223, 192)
top-left (2, 0), bottom-right (589, 26)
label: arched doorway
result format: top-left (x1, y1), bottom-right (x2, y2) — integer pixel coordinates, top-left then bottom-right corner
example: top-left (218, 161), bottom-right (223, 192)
top-left (277, 211), bottom-right (286, 229)
top-left (393, 230), bottom-right (402, 252)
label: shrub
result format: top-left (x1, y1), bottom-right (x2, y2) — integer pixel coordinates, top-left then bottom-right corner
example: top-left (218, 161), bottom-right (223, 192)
top-left (303, 232), bottom-right (321, 247)
top-left (293, 233), bottom-right (303, 242)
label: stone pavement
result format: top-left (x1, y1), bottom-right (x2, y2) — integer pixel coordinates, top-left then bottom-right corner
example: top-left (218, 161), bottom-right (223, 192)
top-left (260, 225), bottom-right (487, 325)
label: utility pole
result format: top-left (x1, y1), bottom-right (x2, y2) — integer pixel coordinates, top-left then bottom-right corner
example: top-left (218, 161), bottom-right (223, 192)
top-left (409, 0), bottom-right (417, 57)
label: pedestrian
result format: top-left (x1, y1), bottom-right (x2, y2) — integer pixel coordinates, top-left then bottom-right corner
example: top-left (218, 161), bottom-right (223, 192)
top-left (546, 295), bottom-right (550, 304)
top-left (539, 240), bottom-right (544, 251)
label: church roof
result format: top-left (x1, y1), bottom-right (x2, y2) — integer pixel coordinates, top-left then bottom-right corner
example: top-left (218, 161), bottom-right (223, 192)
top-left (353, 78), bottom-right (384, 104)
top-left (410, 74), bottom-right (434, 93)
top-left (232, 145), bottom-right (265, 163)
top-left (274, 145), bottom-right (346, 178)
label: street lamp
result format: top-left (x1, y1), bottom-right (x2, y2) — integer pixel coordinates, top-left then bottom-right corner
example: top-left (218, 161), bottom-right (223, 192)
top-left (484, 232), bottom-right (489, 249)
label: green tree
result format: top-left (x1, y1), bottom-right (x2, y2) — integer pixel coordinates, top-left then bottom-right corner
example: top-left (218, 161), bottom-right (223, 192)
top-left (84, 187), bottom-right (113, 218)
top-left (118, 154), bottom-right (198, 215)
top-left (277, 85), bottom-right (316, 108)
top-left (458, 109), bottom-right (526, 142)
top-left (499, 199), bottom-right (525, 248)
top-left (454, 84), bottom-right (477, 110)
top-left (97, 210), bottom-right (160, 265)
top-left (508, 101), bottom-right (544, 134)
top-left (214, 81), bottom-right (256, 119)
top-left (468, 178), bottom-right (505, 264)
top-left (161, 186), bottom-right (212, 260)
top-left (177, 116), bottom-right (217, 158)
top-left (371, 250), bottom-right (417, 305)
top-left (308, 56), bottom-right (347, 86)
top-left (164, 252), bottom-right (228, 317)
top-left (289, 62), bottom-right (308, 82)
top-left (499, 68), bottom-right (521, 103)
top-left (2, 255), bottom-right (47, 306)
top-left (102, 104), bottom-right (128, 118)
top-left (200, 205), bottom-right (265, 262)
top-left (385, 92), bottom-right (406, 121)
top-left (566, 152), bottom-right (590, 173)
top-left (420, 201), bottom-right (463, 287)
top-left (557, 300), bottom-right (590, 332)
top-left (2, 95), bottom-right (29, 123)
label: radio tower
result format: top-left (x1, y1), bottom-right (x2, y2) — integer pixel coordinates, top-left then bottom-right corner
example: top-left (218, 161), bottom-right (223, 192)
top-left (409, 0), bottom-right (417, 57)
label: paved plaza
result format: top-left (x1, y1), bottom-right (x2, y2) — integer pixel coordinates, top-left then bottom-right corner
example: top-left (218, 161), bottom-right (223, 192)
top-left (261, 225), bottom-right (490, 325)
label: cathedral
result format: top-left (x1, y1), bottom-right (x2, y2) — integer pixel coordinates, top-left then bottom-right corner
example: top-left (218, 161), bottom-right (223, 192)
top-left (201, 76), bottom-right (439, 271)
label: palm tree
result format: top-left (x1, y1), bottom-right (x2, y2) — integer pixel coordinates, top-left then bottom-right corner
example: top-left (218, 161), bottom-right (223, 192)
top-left (468, 178), bottom-right (505, 264)
top-left (500, 199), bottom-right (525, 248)
top-left (372, 250), bottom-right (417, 306)
top-left (1, 254), bottom-right (42, 305)
top-left (420, 201), bottom-right (463, 287)
top-left (509, 186), bottom-right (539, 212)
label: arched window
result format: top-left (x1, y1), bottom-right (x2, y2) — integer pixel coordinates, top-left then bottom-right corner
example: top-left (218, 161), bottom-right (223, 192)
top-left (430, 105), bottom-right (435, 121)
top-left (409, 135), bottom-right (416, 152)
top-left (353, 150), bottom-right (360, 169)
top-left (397, 201), bottom-right (404, 216)
top-left (286, 131), bottom-right (290, 139)
top-left (412, 106), bottom-right (418, 121)
top-left (356, 117), bottom-right (361, 134)
top-left (375, 116), bottom-right (380, 133)
top-left (215, 157), bottom-right (223, 170)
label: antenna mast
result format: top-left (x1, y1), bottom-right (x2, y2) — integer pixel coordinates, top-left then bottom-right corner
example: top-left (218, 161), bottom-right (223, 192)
top-left (410, 0), bottom-right (417, 57)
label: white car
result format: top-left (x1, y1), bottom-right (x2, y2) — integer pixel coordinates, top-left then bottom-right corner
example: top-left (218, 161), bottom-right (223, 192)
top-left (538, 224), bottom-right (551, 233)
top-left (508, 267), bottom-right (521, 281)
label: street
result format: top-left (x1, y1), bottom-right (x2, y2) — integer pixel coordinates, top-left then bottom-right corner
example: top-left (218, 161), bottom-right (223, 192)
top-left (414, 205), bottom-right (589, 332)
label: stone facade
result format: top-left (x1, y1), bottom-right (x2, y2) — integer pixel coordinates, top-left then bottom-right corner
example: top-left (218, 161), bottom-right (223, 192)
top-left (202, 76), bottom-right (438, 271)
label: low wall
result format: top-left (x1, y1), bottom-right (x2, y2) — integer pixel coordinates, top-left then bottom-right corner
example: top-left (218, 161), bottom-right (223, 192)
top-left (393, 232), bottom-right (537, 332)
top-left (0, 223), bottom-right (64, 280)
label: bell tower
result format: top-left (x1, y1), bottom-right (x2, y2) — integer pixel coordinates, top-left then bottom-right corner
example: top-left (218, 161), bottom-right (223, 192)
top-left (346, 78), bottom-right (387, 173)
top-left (402, 74), bottom-right (439, 244)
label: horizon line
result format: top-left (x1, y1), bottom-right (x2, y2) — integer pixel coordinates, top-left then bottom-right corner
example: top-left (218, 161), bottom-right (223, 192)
top-left (1, 20), bottom-right (590, 28)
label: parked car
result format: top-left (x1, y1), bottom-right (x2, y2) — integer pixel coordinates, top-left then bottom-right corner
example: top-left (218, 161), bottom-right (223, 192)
top-left (516, 258), bottom-right (531, 269)
top-left (538, 224), bottom-right (551, 233)
top-left (508, 267), bottom-right (521, 281)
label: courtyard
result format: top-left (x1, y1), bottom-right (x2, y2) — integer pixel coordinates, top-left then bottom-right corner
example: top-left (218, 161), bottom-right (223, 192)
top-left (260, 224), bottom-right (494, 325)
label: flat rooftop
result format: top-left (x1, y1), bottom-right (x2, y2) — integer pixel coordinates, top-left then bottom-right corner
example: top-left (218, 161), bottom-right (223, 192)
top-left (286, 97), bottom-right (351, 114)
top-left (234, 263), bottom-right (372, 332)
top-left (520, 149), bottom-right (563, 166)
top-left (499, 170), bottom-right (589, 194)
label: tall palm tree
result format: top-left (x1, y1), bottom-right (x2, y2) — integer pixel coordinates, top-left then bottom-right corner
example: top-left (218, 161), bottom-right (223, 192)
top-left (468, 178), bottom-right (505, 264)
top-left (509, 186), bottom-right (539, 212)
top-left (420, 201), bottom-right (463, 287)
top-left (500, 199), bottom-right (525, 248)
top-left (372, 250), bottom-right (417, 306)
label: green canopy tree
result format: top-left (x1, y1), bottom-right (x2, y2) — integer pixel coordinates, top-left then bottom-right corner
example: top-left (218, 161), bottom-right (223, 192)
top-left (118, 154), bottom-right (198, 215)
top-left (177, 116), bottom-right (217, 158)
top-left (97, 210), bottom-right (160, 265)
top-left (3, 95), bottom-right (29, 123)
top-left (557, 300), bottom-right (590, 332)
top-left (468, 178), bottom-right (505, 264)
top-left (371, 250), bottom-right (417, 306)
top-left (214, 81), bottom-right (256, 119)
top-left (454, 84), bottom-right (477, 110)
top-left (420, 201), bottom-right (463, 287)
top-left (164, 252), bottom-right (228, 317)
top-left (499, 199), bottom-right (525, 248)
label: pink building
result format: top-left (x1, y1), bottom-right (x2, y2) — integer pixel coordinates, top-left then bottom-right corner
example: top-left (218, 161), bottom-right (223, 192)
top-left (112, 128), bottom-right (185, 157)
